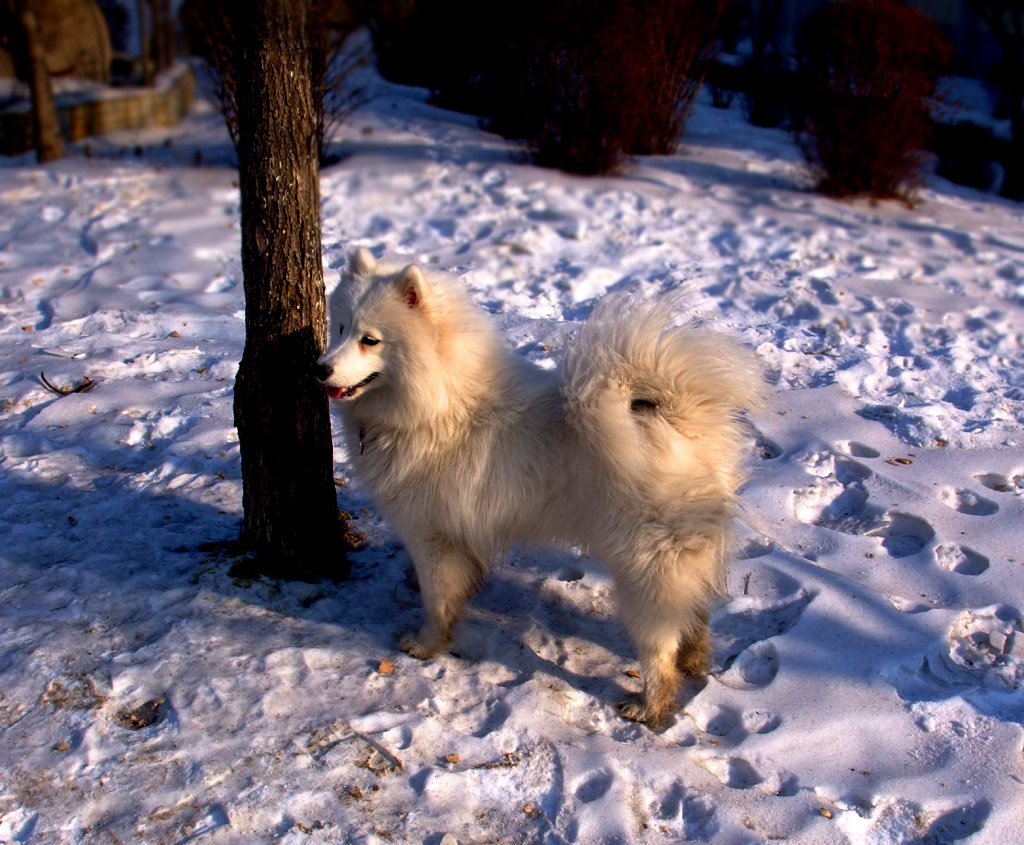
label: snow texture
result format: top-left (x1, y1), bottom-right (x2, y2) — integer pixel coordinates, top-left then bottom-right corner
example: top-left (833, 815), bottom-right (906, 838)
top-left (1, 76), bottom-right (1023, 844)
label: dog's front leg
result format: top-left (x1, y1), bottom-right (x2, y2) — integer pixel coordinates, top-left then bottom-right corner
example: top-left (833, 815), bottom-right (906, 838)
top-left (397, 534), bottom-right (484, 659)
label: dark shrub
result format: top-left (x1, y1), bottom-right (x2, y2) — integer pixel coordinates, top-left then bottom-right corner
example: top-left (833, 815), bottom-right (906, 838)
top-left (741, 49), bottom-right (792, 128)
top-left (493, 0), bottom-right (723, 174)
top-left (932, 120), bottom-right (1011, 194)
top-left (737, 0), bottom-right (790, 127)
top-left (793, 0), bottom-right (952, 201)
top-left (370, 0), bottom-right (722, 175)
top-left (370, 0), bottom-right (502, 116)
top-left (707, 58), bottom-right (741, 109)
top-left (628, 0), bottom-right (723, 155)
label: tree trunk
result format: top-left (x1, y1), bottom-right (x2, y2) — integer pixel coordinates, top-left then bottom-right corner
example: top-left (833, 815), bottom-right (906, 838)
top-left (13, 1), bottom-right (64, 162)
top-left (136, 0), bottom-right (151, 85)
top-left (150, 0), bottom-right (174, 77)
top-left (232, 0), bottom-right (351, 579)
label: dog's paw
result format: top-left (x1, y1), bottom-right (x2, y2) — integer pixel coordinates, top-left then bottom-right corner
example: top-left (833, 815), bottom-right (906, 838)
top-left (396, 631), bottom-right (438, 660)
top-left (619, 697), bottom-right (674, 731)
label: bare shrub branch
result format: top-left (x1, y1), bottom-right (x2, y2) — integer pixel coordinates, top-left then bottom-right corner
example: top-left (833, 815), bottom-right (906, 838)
top-left (181, 0), bottom-right (370, 163)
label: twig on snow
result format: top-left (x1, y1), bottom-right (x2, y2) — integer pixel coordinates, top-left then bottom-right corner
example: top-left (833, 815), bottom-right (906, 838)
top-left (40, 372), bottom-right (96, 396)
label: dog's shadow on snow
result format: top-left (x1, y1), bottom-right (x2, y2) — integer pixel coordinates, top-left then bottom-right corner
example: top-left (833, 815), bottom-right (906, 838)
top-left (457, 566), bottom-right (639, 705)
top-left (0, 434), bottom-right (642, 720)
top-left (336, 542), bottom-right (644, 711)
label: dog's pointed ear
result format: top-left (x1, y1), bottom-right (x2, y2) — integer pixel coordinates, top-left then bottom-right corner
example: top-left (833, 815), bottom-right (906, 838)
top-left (398, 264), bottom-right (428, 308)
top-left (350, 247), bottom-right (376, 277)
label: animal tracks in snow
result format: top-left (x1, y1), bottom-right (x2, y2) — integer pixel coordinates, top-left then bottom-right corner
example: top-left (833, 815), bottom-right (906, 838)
top-left (695, 754), bottom-right (765, 790)
top-left (676, 563), bottom-right (807, 799)
top-left (884, 604), bottom-right (1024, 720)
top-left (789, 450), bottom-right (884, 538)
top-left (718, 641), bottom-right (780, 689)
top-left (837, 440), bottom-right (881, 459)
top-left (792, 450), bottom-right (878, 532)
top-left (943, 605), bottom-right (1024, 691)
top-left (834, 795), bottom-right (992, 845)
top-left (787, 446), bottom-right (1010, 565)
top-left (974, 471), bottom-right (1024, 495)
top-left (938, 486), bottom-right (999, 516)
top-left (777, 429), bottom-right (1022, 622)
top-left (934, 543), bottom-right (990, 576)
top-left (714, 566), bottom-right (811, 674)
top-left (720, 392), bottom-right (1022, 835)
top-left (868, 511), bottom-right (936, 559)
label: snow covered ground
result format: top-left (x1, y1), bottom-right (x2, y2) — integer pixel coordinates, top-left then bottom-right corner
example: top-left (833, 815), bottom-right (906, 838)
top-left (1, 75), bottom-right (1023, 845)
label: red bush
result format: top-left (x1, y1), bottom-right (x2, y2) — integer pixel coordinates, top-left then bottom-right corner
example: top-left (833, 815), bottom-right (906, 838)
top-left (793, 0), bottom-right (952, 201)
top-left (488, 0), bottom-right (723, 174)
top-left (369, 0), bottom-right (722, 175)
top-left (628, 0), bottom-right (723, 155)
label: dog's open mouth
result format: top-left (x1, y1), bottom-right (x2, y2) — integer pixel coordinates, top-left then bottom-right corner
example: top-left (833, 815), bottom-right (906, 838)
top-left (324, 371), bottom-right (380, 400)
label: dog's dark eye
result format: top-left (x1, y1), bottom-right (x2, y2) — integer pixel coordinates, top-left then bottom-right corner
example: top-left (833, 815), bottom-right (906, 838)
top-left (360, 335), bottom-right (380, 347)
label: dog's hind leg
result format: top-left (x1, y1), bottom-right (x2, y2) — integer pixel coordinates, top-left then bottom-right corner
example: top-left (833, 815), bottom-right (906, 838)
top-left (397, 534), bottom-right (484, 659)
top-left (613, 543), bottom-right (718, 730)
top-left (618, 605), bottom-right (684, 731)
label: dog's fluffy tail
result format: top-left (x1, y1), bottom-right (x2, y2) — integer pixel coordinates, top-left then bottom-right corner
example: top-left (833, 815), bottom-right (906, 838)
top-left (562, 295), bottom-right (766, 508)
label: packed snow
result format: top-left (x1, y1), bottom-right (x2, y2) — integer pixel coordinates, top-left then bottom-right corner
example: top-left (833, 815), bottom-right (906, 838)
top-left (1, 72), bottom-right (1023, 845)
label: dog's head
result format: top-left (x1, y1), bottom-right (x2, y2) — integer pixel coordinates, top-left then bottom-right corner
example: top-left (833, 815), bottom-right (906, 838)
top-left (314, 247), bottom-right (434, 402)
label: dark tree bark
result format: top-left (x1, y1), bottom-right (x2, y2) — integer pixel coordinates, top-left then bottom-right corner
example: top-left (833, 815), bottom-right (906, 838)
top-left (148, 0), bottom-right (173, 77)
top-left (232, 0), bottom-right (354, 579)
top-left (6, 0), bottom-right (64, 162)
top-left (135, 0), bottom-right (151, 85)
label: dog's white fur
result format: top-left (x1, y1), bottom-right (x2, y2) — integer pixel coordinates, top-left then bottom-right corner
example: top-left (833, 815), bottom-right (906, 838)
top-left (317, 248), bottom-right (764, 727)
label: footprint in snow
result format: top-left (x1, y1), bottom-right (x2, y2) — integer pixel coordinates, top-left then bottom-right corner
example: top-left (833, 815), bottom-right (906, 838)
top-left (865, 511), bottom-right (935, 559)
top-left (697, 754), bottom-right (763, 789)
top-left (938, 486), bottom-right (999, 516)
top-left (835, 797), bottom-right (991, 845)
top-left (920, 800), bottom-right (992, 844)
top-left (688, 701), bottom-right (743, 738)
top-left (943, 606), bottom-right (1024, 690)
top-left (714, 565), bottom-right (811, 672)
top-left (974, 471), bottom-right (1023, 495)
top-left (574, 769), bottom-right (613, 803)
top-left (934, 544), bottom-right (989, 576)
top-left (791, 449), bottom-right (936, 557)
top-left (790, 452), bottom-right (881, 536)
top-left (687, 701), bottom-right (781, 739)
top-left (749, 429), bottom-right (782, 460)
top-left (718, 641), bottom-right (780, 690)
top-left (735, 536), bottom-right (773, 560)
top-left (837, 440), bottom-right (881, 459)
top-left (652, 784), bottom-right (716, 839)
top-left (697, 752), bottom-right (798, 796)
top-left (742, 709), bottom-right (781, 734)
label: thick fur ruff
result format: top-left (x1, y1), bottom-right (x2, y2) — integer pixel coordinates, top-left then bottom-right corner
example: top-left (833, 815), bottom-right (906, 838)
top-left (317, 249), bottom-right (765, 728)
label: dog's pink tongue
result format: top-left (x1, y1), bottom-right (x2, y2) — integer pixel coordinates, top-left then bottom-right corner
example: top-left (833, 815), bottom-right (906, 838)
top-left (324, 385), bottom-right (343, 399)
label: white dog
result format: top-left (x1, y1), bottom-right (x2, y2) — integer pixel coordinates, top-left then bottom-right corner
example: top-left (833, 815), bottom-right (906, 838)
top-left (316, 248), bottom-right (763, 728)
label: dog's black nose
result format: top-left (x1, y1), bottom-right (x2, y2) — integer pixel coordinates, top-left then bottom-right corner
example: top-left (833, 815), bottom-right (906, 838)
top-left (313, 362), bottom-right (332, 381)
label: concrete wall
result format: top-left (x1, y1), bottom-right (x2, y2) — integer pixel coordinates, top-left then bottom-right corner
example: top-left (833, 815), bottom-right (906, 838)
top-left (0, 62), bottom-right (193, 156)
